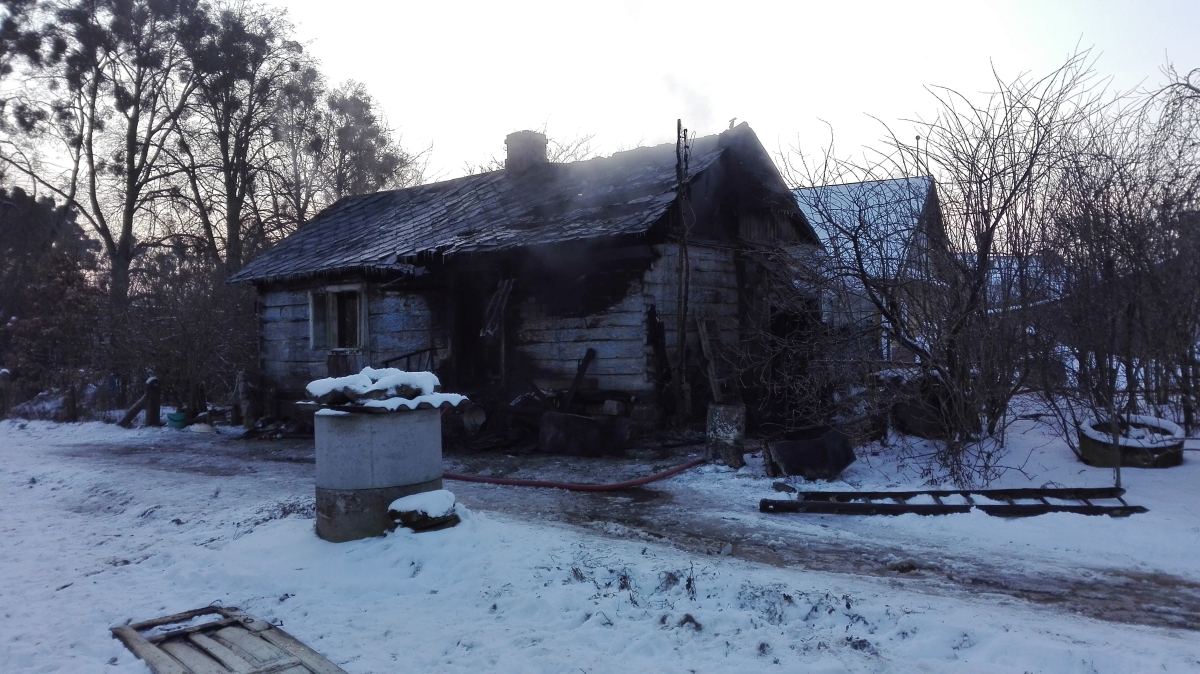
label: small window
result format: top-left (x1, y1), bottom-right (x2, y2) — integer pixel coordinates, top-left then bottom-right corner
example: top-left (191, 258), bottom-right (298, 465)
top-left (311, 288), bottom-right (364, 350)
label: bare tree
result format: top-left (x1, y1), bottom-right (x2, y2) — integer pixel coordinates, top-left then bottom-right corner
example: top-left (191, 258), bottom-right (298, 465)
top-left (0, 0), bottom-right (203, 306)
top-left (780, 54), bottom-right (1102, 484)
top-left (170, 1), bottom-right (301, 273)
top-left (263, 62), bottom-right (326, 231)
top-left (324, 80), bottom-right (422, 199)
top-left (0, 0), bottom-right (38, 90)
top-left (262, 73), bottom-right (424, 236)
top-left (1039, 64), bottom-right (1200, 473)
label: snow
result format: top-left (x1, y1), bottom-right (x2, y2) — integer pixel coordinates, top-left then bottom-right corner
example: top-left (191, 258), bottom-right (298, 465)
top-left (360, 392), bottom-right (468, 411)
top-left (1079, 414), bottom-right (1184, 448)
top-left (314, 409), bottom-right (350, 417)
top-left (389, 489), bottom-right (456, 517)
top-left (305, 373), bottom-right (374, 399)
top-left (672, 423), bottom-right (1200, 582)
top-left (141, 612), bottom-right (223, 638)
top-left (305, 368), bottom-right (464, 410)
top-left (1, 417), bottom-right (1199, 673)
top-left (365, 370), bottom-right (440, 397)
top-left (305, 369), bottom-right (441, 400)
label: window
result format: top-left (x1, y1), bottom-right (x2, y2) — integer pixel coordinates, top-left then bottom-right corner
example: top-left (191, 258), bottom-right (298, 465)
top-left (310, 286), bottom-right (366, 350)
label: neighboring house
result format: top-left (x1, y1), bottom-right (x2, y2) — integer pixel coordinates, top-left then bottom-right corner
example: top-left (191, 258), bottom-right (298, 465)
top-left (793, 176), bottom-right (945, 363)
top-left (231, 123), bottom-right (818, 429)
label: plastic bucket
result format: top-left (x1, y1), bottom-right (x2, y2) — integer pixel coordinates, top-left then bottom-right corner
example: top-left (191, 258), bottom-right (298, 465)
top-left (166, 412), bottom-right (188, 430)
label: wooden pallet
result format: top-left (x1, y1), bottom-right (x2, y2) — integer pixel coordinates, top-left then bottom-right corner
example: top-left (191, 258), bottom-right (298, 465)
top-left (111, 606), bottom-right (347, 674)
top-left (761, 487), bottom-right (1147, 518)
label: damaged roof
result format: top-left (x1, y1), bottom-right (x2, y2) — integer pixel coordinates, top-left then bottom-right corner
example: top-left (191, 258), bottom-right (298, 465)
top-left (232, 124), bottom-right (780, 284)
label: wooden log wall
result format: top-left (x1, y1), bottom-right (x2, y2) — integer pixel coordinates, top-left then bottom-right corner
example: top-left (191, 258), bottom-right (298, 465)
top-left (260, 289), bottom-right (325, 393)
top-left (644, 242), bottom-right (741, 356)
top-left (513, 242), bottom-right (741, 393)
top-left (367, 289), bottom-right (448, 372)
top-left (514, 288), bottom-right (650, 392)
top-left (261, 287), bottom-right (446, 394)
top-left (259, 243), bottom-right (742, 397)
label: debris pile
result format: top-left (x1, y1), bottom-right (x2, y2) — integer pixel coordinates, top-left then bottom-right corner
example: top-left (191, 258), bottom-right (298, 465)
top-left (388, 489), bottom-right (461, 531)
top-left (304, 367), bottom-right (467, 412)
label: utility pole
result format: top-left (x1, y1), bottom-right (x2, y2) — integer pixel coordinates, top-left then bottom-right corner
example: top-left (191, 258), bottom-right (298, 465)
top-left (672, 119), bottom-right (692, 424)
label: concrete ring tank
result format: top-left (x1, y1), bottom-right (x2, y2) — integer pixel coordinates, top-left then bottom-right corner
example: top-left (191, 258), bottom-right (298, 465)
top-left (314, 407), bottom-right (443, 542)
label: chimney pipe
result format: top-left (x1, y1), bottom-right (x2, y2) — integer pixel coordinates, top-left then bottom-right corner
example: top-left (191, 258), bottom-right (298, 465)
top-left (505, 130), bottom-right (548, 172)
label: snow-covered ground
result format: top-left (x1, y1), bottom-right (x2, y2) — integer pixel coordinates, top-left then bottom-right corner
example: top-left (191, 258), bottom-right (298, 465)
top-left (677, 415), bottom-right (1200, 583)
top-left (1, 418), bottom-right (1199, 673)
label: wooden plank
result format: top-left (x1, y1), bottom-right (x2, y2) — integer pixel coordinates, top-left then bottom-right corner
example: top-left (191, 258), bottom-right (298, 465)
top-left (250, 662), bottom-right (309, 674)
top-left (261, 339), bottom-right (324, 363)
top-left (643, 283), bottom-right (739, 301)
top-left (643, 266), bottom-right (738, 283)
top-left (261, 291), bottom-right (309, 308)
top-left (213, 626), bottom-right (291, 665)
top-left (369, 306), bottom-right (432, 330)
top-left (517, 356), bottom-right (646, 376)
top-left (370, 332), bottom-right (431, 354)
top-left (515, 326), bottom-right (643, 343)
top-left (129, 607), bottom-right (226, 632)
top-left (223, 609), bottom-right (274, 634)
top-left (146, 618), bottom-right (241, 644)
top-left (111, 625), bottom-right (191, 674)
top-left (517, 310), bottom-right (646, 331)
top-left (259, 629), bottom-right (349, 674)
top-left (262, 360), bottom-right (325, 376)
top-left (368, 293), bottom-right (430, 316)
top-left (160, 641), bottom-right (229, 674)
top-left (115, 609), bottom-right (348, 674)
top-left (515, 338), bottom-right (644, 359)
top-left (263, 321), bottom-right (312, 342)
top-left (643, 264), bottom-right (737, 283)
top-left (261, 305), bottom-right (309, 322)
top-left (593, 374), bottom-right (654, 391)
top-left (190, 633), bottom-right (256, 672)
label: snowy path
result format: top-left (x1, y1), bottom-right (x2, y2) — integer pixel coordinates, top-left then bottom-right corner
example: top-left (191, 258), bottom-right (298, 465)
top-left (1, 420), bottom-right (1199, 673)
top-left (446, 438), bottom-right (1200, 632)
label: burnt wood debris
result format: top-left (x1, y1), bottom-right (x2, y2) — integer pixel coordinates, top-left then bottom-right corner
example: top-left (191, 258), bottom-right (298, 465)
top-left (231, 123), bottom-right (825, 461)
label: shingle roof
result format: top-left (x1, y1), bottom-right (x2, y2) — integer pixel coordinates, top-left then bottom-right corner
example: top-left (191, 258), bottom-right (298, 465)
top-left (793, 176), bottom-right (936, 280)
top-left (231, 130), bottom-right (735, 284)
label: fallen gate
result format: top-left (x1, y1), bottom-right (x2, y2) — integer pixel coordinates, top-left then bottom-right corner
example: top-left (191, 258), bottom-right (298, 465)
top-left (112, 606), bottom-right (347, 674)
top-left (760, 487), bottom-right (1146, 518)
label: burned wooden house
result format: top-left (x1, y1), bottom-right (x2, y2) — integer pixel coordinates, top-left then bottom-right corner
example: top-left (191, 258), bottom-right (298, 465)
top-left (230, 123), bottom-right (819, 431)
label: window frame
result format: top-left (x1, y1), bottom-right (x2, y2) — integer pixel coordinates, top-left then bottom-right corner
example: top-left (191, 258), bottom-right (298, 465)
top-left (309, 283), bottom-right (369, 352)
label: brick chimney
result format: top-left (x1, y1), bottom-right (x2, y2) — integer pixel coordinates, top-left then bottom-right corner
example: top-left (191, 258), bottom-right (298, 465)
top-left (505, 130), bottom-right (548, 171)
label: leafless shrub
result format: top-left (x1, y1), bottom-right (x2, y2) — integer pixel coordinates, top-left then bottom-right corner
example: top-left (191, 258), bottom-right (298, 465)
top-left (1036, 65), bottom-right (1200, 464)
top-left (766, 53), bottom-right (1105, 484)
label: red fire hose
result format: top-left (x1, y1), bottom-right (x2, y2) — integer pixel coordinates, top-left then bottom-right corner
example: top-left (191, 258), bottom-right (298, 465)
top-left (443, 457), bottom-right (707, 492)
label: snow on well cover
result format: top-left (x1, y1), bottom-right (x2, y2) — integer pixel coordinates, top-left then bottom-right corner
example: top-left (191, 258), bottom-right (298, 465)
top-left (1079, 414), bottom-right (1184, 448)
top-left (389, 490), bottom-right (456, 517)
top-left (361, 393), bottom-right (468, 411)
top-left (306, 367), bottom-right (467, 410)
top-left (305, 372), bottom-right (374, 399)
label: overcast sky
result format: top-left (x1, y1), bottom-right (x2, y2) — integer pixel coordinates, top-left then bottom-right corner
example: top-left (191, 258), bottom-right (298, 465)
top-left (275, 0), bottom-right (1200, 181)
